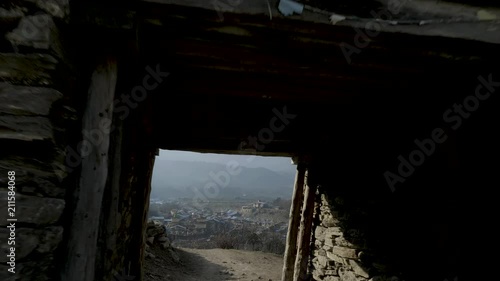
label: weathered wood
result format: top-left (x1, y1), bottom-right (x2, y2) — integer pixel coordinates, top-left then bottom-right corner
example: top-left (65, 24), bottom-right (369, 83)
top-left (293, 169), bottom-right (316, 281)
top-left (73, 0), bottom-right (500, 45)
top-left (61, 57), bottom-right (117, 281)
top-left (282, 163), bottom-right (306, 281)
top-left (141, 0), bottom-right (500, 44)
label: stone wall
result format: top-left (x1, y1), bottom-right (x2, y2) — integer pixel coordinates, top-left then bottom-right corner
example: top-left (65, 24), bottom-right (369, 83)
top-left (2, 1), bottom-right (154, 279)
top-left (307, 152), bottom-right (464, 281)
top-left (311, 192), bottom-right (401, 281)
top-left (0, 0), bottom-right (76, 280)
top-left (144, 220), bottom-right (179, 263)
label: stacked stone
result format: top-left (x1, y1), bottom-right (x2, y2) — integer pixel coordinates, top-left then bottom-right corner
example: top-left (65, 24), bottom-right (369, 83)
top-left (0, 1), bottom-right (74, 280)
top-left (310, 194), bottom-right (401, 281)
top-left (145, 220), bottom-right (179, 263)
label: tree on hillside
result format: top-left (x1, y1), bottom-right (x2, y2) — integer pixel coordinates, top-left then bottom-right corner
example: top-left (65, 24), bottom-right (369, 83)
top-left (261, 234), bottom-right (285, 255)
top-left (245, 233), bottom-right (262, 251)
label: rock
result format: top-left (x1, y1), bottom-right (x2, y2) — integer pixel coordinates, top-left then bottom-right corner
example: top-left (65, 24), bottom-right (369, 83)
top-left (312, 256), bottom-right (318, 264)
top-left (326, 252), bottom-right (346, 265)
top-left (157, 235), bottom-right (169, 242)
top-left (0, 263), bottom-right (17, 281)
top-left (314, 268), bottom-right (324, 277)
top-left (332, 246), bottom-right (357, 259)
top-left (6, 14), bottom-right (58, 50)
top-left (349, 260), bottom-right (370, 278)
top-left (0, 227), bottom-right (62, 262)
top-left (315, 249), bottom-right (326, 256)
top-left (315, 239), bottom-right (323, 248)
top-left (324, 238), bottom-right (334, 247)
top-left (0, 193), bottom-right (64, 225)
top-left (322, 245), bottom-right (333, 252)
top-left (0, 54), bottom-right (58, 86)
top-left (322, 215), bottom-right (338, 227)
top-left (147, 220), bottom-right (155, 228)
top-left (338, 269), bottom-right (357, 281)
top-left (146, 237), bottom-right (154, 245)
top-left (145, 251), bottom-right (155, 259)
top-left (323, 276), bottom-right (340, 281)
top-left (0, 115), bottom-right (54, 142)
top-left (14, 257), bottom-right (54, 280)
top-left (314, 225), bottom-right (326, 239)
top-left (334, 236), bottom-right (358, 248)
top-left (35, 226), bottom-right (63, 254)
top-left (477, 10), bottom-right (497, 21)
top-left (33, 0), bottom-right (70, 19)
top-left (316, 255), bottom-right (328, 268)
top-left (0, 228), bottom-right (38, 261)
top-left (313, 272), bottom-right (324, 280)
top-left (0, 83), bottom-right (62, 115)
top-left (160, 241), bottom-right (171, 249)
top-left (0, 156), bottom-right (65, 198)
top-left (325, 227), bottom-right (343, 237)
top-left (0, 6), bottom-right (24, 23)
top-left (146, 225), bottom-right (164, 237)
top-left (324, 269), bottom-right (338, 276)
top-left (152, 220), bottom-right (163, 226)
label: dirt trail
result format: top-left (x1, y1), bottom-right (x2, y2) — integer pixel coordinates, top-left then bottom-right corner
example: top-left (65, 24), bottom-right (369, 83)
top-left (145, 247), bottom-right (283, 281)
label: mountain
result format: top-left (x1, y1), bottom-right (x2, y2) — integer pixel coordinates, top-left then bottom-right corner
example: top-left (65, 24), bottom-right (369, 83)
top-left (157, 150), bottom-right (295, 173)
top-left (151, 157), bottom-right (296, 201)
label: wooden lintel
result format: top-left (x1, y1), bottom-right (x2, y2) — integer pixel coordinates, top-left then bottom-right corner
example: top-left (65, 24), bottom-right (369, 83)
top-left (142, 0), bottom-right (500, 45)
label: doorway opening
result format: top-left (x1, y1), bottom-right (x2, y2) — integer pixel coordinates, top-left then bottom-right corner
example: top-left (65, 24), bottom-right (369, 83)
top-left (144, 149), bottom-right (296, 281)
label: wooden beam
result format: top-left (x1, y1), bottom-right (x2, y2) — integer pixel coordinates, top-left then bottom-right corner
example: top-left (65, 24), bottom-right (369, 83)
top-left (282, 163), bottom-right (306, 281)
top-left (141, 0), bottom-right (500, 44)
top-left (293, 169), bottom-right (316, 281)
top-left (61, 57), bottom-right (118, 281)
top-left (74, 0), bottom-right (500, 45)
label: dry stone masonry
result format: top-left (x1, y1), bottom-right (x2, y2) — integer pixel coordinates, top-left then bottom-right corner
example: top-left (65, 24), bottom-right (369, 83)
top-left (1, 1), bottom-right (75, 280)
top-left (0, 1), bottom-right (496, 281)
top-left (144, 220), bottom-right (179, 263)
top-left (310, 191), bottom-right (401, 281)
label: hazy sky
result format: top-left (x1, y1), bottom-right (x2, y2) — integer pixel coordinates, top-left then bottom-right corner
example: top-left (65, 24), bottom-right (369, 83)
top-left (151, 150), bottom-right (297, 199)
top-left (157, 150), bottom-right (295, 173)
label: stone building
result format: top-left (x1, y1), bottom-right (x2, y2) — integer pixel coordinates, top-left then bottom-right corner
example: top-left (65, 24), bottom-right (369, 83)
top-left (241, 205), bottom-right (254, 215)
top-left (0, 0), bottom-right (498, 281)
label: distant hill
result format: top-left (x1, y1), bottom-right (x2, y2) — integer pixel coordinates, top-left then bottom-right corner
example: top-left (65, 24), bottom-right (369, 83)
top-left (157, 150), bottom-right (295, 173)
top-left (151, 158), bottom-right (296, 201)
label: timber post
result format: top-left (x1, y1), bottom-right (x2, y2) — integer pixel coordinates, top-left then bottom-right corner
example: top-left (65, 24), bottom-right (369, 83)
top-left (282, 159), bottom-right (307, 281)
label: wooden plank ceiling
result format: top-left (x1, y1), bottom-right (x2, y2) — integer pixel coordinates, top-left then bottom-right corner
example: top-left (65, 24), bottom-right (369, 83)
top-left (74, 0), bottom-right (500, 155)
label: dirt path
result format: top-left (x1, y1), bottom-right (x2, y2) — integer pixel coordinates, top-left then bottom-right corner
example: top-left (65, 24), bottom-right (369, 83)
top-left (145, 247), bottom-right (283, 281)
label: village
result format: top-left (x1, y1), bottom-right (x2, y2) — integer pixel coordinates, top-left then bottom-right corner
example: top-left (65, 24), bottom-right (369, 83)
top-left (148, 197), bottom-right (292, 254)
